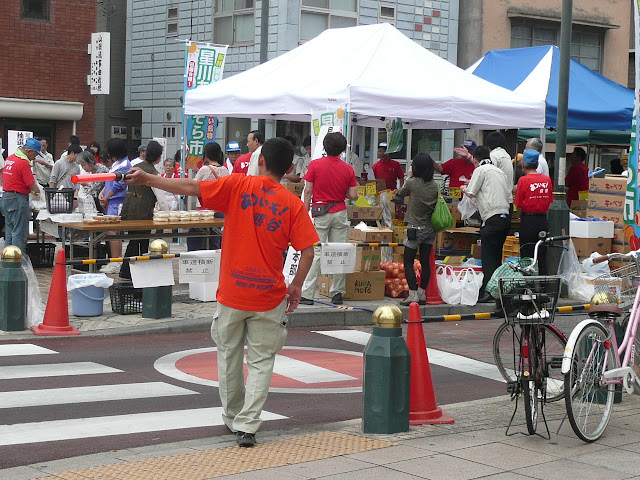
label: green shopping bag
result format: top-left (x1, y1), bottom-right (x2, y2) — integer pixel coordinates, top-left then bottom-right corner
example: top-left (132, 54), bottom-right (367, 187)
top-left (431, 193), bottom-right (453, 232)
top-left (485, 257), bottom-right (533, 299)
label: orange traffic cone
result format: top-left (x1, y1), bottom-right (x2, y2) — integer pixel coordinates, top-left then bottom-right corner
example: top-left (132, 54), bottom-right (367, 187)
top-left (32, 248), bottom-right (80, 336)
top-left (406, 302), bottom-right (453, 425)
top-left (426, 248), bottom-right (444, 305)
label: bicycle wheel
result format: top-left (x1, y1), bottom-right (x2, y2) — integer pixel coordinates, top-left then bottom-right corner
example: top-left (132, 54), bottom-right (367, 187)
top-left (493, 323), bottom-right (566, 402)
top-left (522, 327), bottom-right (539, 434)
top-left (564, 323), bottom-right (615, 442)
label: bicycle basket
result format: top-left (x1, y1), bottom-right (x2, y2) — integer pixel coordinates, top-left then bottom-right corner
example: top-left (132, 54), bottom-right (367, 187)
top-left (498, 275), bottom-right (561, 325)
top-left (592, 258), bottom-right (640, 310)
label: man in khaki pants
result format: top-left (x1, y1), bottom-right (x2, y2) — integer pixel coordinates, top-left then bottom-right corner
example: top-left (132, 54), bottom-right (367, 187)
top-left (300, 132), bottom-right (358, 305)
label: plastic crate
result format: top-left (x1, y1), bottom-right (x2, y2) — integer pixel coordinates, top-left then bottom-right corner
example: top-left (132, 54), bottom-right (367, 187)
top-left (109, 282), bottom-right (143, 315)
top-left (44, 187), bottom-right (75, 214)
top-left (25, 242), bottom-right (57, 268)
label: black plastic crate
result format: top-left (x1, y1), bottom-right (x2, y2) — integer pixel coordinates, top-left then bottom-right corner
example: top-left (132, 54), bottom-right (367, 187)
top-left (109, 282), bottom-right (143, 315)
top-left (25, 242), bottom-right (57, 268)
top-left (44, 187), bottom-right (75, 214)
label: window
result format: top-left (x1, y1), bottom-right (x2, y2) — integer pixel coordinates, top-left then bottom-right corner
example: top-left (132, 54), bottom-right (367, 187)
top-left (163, 126), bottom-right (177, 138)
top-left (21, 0), bottom-right (50, 21)
top-left (510, 18), bottom-right (604, 73)
top-left (379, 4), bottom-right (396, 25)
top-left (300, 0), bottom-right (358, 42)
top-left (111, 126), bottom-right (127, 140)
top-left (213, 0), bottom-right (255, 45)
top-left (167, 5), bottom-right (179, 37)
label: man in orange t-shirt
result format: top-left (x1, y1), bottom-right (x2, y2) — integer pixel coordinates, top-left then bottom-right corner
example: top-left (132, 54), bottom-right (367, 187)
top-left (125, 138), bottom-right (318, 447)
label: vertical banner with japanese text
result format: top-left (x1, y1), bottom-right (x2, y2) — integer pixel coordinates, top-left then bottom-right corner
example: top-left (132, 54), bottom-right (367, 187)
top-left (90, 32), bottom-right (110, 95)
top-left (310, 106), bottom-right (348, 159)
top-left (7, 130), bottom-right (33, 155)
top-left (183, 42), bottom-right (228, 172)
top-left (626, 1), bottom-right (640, 249)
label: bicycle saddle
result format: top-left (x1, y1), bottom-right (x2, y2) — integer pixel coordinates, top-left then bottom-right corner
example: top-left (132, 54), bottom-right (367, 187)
top-left (588, 304), bottom-right (622, 317)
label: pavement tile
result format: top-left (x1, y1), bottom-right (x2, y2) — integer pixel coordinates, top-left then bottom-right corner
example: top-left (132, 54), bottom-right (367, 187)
top-left (316, 465), bottom-right (425, 479)
top-left (211, 467), bottom-right (308, 479)
top-left (500, 430), bottom-right (608, 458)
top-left (514, 458), bottom-right (636, 480)
top-left (344, 445), bottom-right (434, 464)
top-left (0, 466), bottom-right (53, 480)
top-left (569, 447), bottom-right (640, 475)
top-left (276, 457), bottom-right (375, 479)
top-left (447, 442), bottom-right (556, 470)
top-left (400, 432), bottom-right (498, 452)
top-left (386, 454), bottom-right (501, 480)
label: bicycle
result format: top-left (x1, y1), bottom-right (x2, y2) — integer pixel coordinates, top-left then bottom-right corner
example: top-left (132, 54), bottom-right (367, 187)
top-left (491, 234), bottom-right (568, 437)
top-left (562, 249), bottom-right (640, 442)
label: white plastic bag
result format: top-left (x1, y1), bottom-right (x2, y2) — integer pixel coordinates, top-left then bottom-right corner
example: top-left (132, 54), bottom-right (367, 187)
top-left (558, 239), bottom-right (594, 302)
top-left (459, 268), bottom-right (483, 306)
top-left (457, 194), bottom-right (477, 221)
top-left (21, 256), bottom-right (44, 329)
top-left (67, 273), bottom-right (114, 291)
top-left (582, 253), bottom-right (610, 277)
top-left (436, 265), bottom-right (462, 305)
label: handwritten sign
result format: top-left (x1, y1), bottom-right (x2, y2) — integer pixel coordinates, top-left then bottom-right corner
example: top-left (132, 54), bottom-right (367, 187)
top-left (90, 32), bottom-right (110, 95)
top-left (178, 250), bottom-right (221, 283)
top-left (282, 247), bottom-right (301, 286)
top-left (130, 259), bottom-right (175, 288)
top-left (8, 130), bottom-right (33, 155)
top-left (320, 243), bottom-right (356, 274)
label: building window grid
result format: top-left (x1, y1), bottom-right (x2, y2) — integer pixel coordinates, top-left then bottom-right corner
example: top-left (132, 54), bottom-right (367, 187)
top-left (21, 0), bottom-right (50, 22)
top-left (300, 1), bottom-right (358, 42)
top-left (379, 3), bottom-right (396, 25)
top-left (167, 5), bottom-right (179, 37)
top-left (213, 0), bottom-right (255, 45)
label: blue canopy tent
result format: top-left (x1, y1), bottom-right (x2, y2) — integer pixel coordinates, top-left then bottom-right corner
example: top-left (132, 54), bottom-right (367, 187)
top-left (467, 45), bottom-right (633, 131)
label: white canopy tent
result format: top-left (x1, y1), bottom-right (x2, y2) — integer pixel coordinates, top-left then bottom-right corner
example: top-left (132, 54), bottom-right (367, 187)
top-left (185, 23), bottom-right (545, 130)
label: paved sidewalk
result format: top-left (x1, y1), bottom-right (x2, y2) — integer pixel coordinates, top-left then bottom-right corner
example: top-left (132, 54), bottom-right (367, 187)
top-left (5, 394), bottom-right (640, 479)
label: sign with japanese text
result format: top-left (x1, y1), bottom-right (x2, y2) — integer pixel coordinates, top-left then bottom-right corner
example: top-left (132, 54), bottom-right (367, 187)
top-left (183, 42), bottom-right (228, 171)
top-left (320, 243), bottom-right (356, 274)
top-left (90, 32), bottom-right (110, 95)
top-left (310, 107), bottom-right (347, 158)
top-left (178, 250), bottom-right (221, 283)
top-left (8, 130), bottom-right (33, 155)
top-left (282, 247), bottom-right (301, 286)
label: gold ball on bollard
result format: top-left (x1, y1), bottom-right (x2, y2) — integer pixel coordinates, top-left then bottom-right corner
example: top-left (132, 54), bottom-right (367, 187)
top-left (372, 304), bottom-right (403, 328)
top-left (149, 239), bottom-right (169, 255)
top-left (1, 245), bottom-right (22, 263)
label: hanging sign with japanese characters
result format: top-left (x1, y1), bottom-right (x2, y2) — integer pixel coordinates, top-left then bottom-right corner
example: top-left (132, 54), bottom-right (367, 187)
top-left (310, 107), bottom-right (347, 158)
top-left (178, 250), bottom-right (221, 283)
top-left (320, 243), bottom-right (356, 274)
top-left (89, 32), bottom-right (110, 94)
top-left (183, 43), bottom-right (228, 171)
top-left (283, 247), bottom-right (302, 286)
top-left (7, 130), bottom-right (33, 155)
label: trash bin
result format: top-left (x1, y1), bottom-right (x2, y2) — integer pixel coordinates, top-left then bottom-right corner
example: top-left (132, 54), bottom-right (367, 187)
top-left (67, 274), bottom-right (114, 317)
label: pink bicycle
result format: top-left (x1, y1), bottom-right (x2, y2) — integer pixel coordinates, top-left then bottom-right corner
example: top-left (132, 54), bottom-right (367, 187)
top-left (562, 249), bottom-right (640, 442)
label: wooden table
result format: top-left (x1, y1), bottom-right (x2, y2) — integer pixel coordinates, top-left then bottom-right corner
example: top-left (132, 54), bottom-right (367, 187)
top-left (58, 218), bottom-right (224, 272)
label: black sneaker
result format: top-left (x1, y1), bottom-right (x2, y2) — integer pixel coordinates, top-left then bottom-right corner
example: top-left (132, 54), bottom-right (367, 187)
top-left (331, 293), bottom-right (343, 305)
top-left (236, 431), bottom-right (256, 447)
top-left (299, 297), bottom-right (314, 305)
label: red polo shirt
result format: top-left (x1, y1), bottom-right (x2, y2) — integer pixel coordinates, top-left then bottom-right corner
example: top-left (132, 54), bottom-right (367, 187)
top-left (372, 158), bottom-right (404, 190)
top-left (2, 154), bottom-right (36, 194)
top-left (231, 152), bottom-right (252, 175)
top-left (515, 173), bottom-right (553, 213)
top-left (304, 156), bottom-right (357, 214)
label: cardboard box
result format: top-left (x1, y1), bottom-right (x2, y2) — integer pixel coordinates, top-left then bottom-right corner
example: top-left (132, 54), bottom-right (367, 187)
top-left (441, 255), bottom-right (466, 265)
top-left (613, 226), bottom-right (626, 244)
top-left (393, 226), bottom-right (407, 244)
top-left (393, 246), bottom-right (404, 254)
top-left (449, 202), bottom-right (462, 225)
top-left (349, 226), bottom-right (393, 244)
top-left (587, 193), bottom-right (625, 212)
top-left (589, 176), bottom-right (627, 195)
top-left (317, 271), bottom-right (385, 300)
top-left (471, 242), bottom-right (481, 259)
top-left (435, 227), bottom-right (478, 256)
top-left (586, 209), bottom-right (624, 226)
top-left (347, 205), bottom-right (383, 221)
top-left (283, 181), bottom-right (303, 197)
top-left (611, 241), bottom-right (631, 254)
top-left (569, 220), bottom-right (614, 239)
top-left (392, 253), bottom-right (404, 263)
top-left (357, 178), bottom-right (387, 192)
top-left (571, 237), bottom-right (612, 257)
top-left (571, 199), bottom-right (588, 219)
top-left (354, 246), bottom-right (382, 272)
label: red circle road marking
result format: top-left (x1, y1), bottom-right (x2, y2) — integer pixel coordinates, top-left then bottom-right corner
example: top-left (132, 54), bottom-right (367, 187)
top-left (154, 347), bottom-right (363, 394)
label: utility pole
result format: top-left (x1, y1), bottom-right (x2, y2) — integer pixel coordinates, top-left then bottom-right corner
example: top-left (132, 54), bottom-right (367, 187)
top-left (257, 0), bottom-right (269, 134)
top-left (547, 0), bottom-right (572, 273)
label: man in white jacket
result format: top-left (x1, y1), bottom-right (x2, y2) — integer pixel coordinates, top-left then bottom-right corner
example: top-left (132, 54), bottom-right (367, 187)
top-left (485, 131), bottom-right (514, 207)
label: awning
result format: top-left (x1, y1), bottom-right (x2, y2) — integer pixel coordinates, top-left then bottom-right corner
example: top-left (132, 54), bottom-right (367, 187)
top-left (0, 97), bottom-right (84, 121)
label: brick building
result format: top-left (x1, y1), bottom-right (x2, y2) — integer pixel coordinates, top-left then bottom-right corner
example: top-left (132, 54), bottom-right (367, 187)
top-left (0, 0), bottom-right (96, 158)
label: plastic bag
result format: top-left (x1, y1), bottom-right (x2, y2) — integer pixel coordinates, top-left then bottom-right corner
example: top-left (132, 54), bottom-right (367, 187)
top-left (67, 273), bottom-right (114, 291)
top-left (29, 183), bottom-right (47, 211)
top-left (457, 194), bottom-right (477, 221)
top-left (558, 240), bottom-right (594, 302)
top-left (436, 265), bottom-right (461, 305)
top-left (21, 255), bottom-right (44, 329)
top-left (582, 253), bottom-right (610, 277)
top-left (459, 268), bottom-right (484, 306)
top-left (485, 258), bottom-right (533, 299)
top-left (431, 194), bottom-right (453, 232)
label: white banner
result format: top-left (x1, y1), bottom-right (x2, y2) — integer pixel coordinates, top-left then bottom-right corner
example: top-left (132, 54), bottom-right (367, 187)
top-left (131, 259), bottom-right (175, 288)
top-left (282, 247), bottom-right (301, 286)
top-left (320, 243), bottom-right (356, 274)
top-left (178, 250), bottom-right (221, 283)
top-left (90, 32), bottom-right (110, 95)
top-left (8, 130), bottom-right (33, 155)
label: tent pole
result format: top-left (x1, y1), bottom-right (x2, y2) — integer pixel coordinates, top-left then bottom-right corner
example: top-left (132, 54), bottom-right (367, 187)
top-left (406, 128), bottom-right (412, 175)
top-left (540, 128), bottom-right (546, 156)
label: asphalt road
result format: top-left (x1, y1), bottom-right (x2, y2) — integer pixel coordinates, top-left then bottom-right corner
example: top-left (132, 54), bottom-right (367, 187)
top-left (0, 314), bottom-right (586, 469)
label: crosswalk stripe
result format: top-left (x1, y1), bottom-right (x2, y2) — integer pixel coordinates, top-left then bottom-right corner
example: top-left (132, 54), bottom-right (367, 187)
top-left (314, 329), bottom-right (506, 383)
top-left (0, 408), bottom-right (287, 446)
top-left (0, 362), bottom-right (121, 380)
top-left (0, 382), bottom-right (198, 409)
top-left (273, 354), bottom-right (357, 383)
top-left (0, 344), bottom-right (57, 357)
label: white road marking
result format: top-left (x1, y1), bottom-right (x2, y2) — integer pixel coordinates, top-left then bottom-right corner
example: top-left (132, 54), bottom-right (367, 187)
top-left (0, 408), bottom-right (287, 446)
top-left (273, 354), bottom-right (356, 383)
top-left (0, 362), bottom-right (121, 380)
top-left (0, 382), bottom-right (198, 409)
top-left (314, 330), bottom-right (506, 383)
top-left (0, 344), bottom-right (57, 356)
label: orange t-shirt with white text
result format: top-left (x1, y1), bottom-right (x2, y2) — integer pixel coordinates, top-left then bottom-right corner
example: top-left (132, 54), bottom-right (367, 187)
top-left (199, 175), bottom-right (319, 312)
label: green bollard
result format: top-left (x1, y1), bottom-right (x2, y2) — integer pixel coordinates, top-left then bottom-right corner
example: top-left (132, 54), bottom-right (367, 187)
top-left (141, 239), bottom-right (172, 319)
top-left (0, 246), bottom-right (28, 331)
top-left (362, 305), bottom-right (411, 434)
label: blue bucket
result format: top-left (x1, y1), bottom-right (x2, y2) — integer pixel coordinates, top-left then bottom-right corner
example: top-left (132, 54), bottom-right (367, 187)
top-left (71, 285), bottom-right (109, 317)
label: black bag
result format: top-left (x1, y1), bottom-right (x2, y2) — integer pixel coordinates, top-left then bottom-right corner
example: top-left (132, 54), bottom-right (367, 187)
top-left (407, 227), bottom-right (417, 241)
top-left (311, 202), bottom-right (339, 218)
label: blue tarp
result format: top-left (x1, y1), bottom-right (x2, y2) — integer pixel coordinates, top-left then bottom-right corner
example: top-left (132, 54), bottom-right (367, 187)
top-left (468, 46), bottom-right (634, 131)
